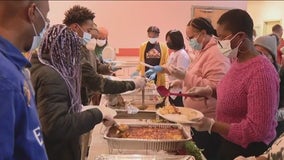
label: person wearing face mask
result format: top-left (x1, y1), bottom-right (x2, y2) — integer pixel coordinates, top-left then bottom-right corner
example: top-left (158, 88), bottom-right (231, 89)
top-left (156, 17), bottom-right (229, 160)
top-left (146, 30), bottom-right (189, 106)
top-left (131, 26), bottom-right (168, 86)
top-left (185, 9), bottom-right (279, 160)
top-left (94, 27), bottom-right (108, 62)
top-left (93, 26), bottom-right (121, 73)
top-left (63, 5), bottom-right (146, 105)
top-left (0, 1), bottom-right (49, 159)
top-left (63, 6), bottom-right (146, 159)
top-left (30, 24), bottom-right (116, 160)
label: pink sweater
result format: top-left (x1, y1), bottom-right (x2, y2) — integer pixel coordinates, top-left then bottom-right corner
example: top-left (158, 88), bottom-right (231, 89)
top-left (216, 55), bottom-right (279, 148)
top-left (183, 37), bottom-right (230, 118)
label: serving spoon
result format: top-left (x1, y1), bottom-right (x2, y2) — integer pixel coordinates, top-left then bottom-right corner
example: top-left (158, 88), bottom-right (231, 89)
top-left (157, 86), bottom-right (191, 97)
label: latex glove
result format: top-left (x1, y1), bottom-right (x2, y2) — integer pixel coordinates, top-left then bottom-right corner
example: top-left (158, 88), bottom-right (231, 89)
top-left (168, 65), bottom-right (186, 80)
top-left (130, 71), bottom-right (139, 78)
top-left (96, 106), bottom-right (116, 127)
top-left (102, 115), bottom-right (115, 127)
top-left (145, 65), bottom-right (163, 77)
top-left (234, 156), bottom-right (256, 160)
top-left (190, 117), bottom-right (215, 134)
top-left (145, 69), bottom-right (155, 78)
top-left (148, 73), bottom-right (157, 80)
top-left (187, 85), bottom-right (213, 98)
top-left (131, 71), bottom-right (139, 78)
top-left (111, 66), bottom-right (122, 72)
top-left (133, 76), bottom-right (146, 89)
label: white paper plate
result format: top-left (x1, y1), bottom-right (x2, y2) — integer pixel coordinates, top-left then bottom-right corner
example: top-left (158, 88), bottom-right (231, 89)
top-left (102, 46), bottom-right (116, 61)
top-left (82, 105), bottom-right (117, 118)
top-left (156, 107), bottom-right (204, 124)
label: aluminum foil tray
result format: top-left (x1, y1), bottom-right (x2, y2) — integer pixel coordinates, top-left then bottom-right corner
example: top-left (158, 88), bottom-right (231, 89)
top-left (104, 123), bottom-right (191, 153)
top-left (95, 154), bottom-right (195, 160)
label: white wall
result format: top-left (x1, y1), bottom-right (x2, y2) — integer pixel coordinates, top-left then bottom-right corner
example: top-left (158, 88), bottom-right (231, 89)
top-left (247, 1), bottom-right (284, 37)
top-left (48, 1), bottom-right (247, 50)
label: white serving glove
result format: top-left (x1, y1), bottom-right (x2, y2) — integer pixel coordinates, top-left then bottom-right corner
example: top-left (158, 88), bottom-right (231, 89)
top-left (168, 65), bottom-right (186, 80)
top-left (190, 117), bottom-right (215, 134)
top-left (133, 76), bottom-right (146, 89)
top-left (96, 106), bottom-right (116, 127)
top-left (187, 85), bottom-right (213, 99)
top-left (234, 156), bottom-right (256, 160)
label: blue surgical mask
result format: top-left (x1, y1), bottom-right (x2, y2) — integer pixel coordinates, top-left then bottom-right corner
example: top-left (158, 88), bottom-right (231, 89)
top-left (189, 38), bottom-right (203, 51)
top-left (30, 6), bottom-right (49, 51)
top-left (78, 25), bottom-right (92, 45)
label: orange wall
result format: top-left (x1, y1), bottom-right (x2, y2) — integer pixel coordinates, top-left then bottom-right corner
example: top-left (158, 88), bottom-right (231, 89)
top-left (48, 1), bottom-right (247, 56)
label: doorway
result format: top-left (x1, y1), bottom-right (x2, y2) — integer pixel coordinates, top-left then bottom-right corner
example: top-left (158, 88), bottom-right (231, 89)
top-left (192, 6), bottom-right (232, 29)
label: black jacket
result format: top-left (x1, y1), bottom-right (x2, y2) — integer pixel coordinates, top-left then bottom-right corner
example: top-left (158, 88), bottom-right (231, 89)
top-left (30, 54), bottom-right (103, 160)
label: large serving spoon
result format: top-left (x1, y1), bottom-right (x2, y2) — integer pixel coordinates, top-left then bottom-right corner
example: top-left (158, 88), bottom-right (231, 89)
top-left (157, 86), bottom-right (191, 97)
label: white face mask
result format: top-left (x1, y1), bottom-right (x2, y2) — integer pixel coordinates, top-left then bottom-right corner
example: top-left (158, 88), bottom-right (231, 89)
top-left (30, 7), bottom-right (49, 51)
top-left (96, 39), bottom-right (107, 47)
top-left (149, 38), bottom-right (158, 44)
top-left (217, 33), bottom-right (242, 59)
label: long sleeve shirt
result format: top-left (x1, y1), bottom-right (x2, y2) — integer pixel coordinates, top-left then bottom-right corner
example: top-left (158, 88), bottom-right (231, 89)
top-left (216, 55), bottom-right (279, 148)
top-left (167, 48), bottom-right (190, 98)
top-left (182, 37), bottom-right (230, 118)
top-left (0, 36), bottom-right (47, 159)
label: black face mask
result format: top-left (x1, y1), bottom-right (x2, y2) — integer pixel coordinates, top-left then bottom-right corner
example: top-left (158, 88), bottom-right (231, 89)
top-left (166, 42), bottom-right (175, 50)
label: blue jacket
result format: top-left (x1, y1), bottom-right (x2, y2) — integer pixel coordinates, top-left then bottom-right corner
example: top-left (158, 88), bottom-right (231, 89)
top-left (0, 36), bottom-right (48, 160)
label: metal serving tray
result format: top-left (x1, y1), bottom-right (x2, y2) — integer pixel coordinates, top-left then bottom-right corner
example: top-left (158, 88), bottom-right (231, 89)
top-left (95, 154), bottom-right (195, 160)
top-left (104, 123), bottom-right (192, 153)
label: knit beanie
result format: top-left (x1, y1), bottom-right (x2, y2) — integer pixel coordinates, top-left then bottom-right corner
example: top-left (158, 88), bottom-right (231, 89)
top-left (254, 35), bottom-right (277, 57)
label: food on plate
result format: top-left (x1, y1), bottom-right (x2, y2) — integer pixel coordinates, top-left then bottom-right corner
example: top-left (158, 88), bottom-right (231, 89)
top-left (110, 126), bottom-right (185, 140)
top-left (157, 106), bottom-right (202, 122)
top-left (158, 105), bottom-right (180, 115)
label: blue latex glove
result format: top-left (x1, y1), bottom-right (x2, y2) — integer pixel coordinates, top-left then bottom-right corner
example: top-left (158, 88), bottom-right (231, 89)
top-left (131, 71), bottom-right (139, 78)
top-left (148, 73), bottom-right (157, 80)
top-left (152, 65), bottom-right (163, 72)
top-left (145, 69), bottom-right (155, 78)
top-left (145, 65), bottom-right (163, 78)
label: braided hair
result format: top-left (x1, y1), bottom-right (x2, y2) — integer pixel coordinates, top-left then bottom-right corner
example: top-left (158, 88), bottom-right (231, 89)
top-left (38, 24), bottom-right (82, 113)
top-left (188, 17), bottom-right (217, 36)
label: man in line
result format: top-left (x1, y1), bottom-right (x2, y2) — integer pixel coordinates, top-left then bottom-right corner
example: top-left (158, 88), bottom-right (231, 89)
top-left (63, 5), bottom-right (145, 105)
top-left (0, 1), bottom-right (49, 159)
top-left (63, 5), bottom-right (146, 159)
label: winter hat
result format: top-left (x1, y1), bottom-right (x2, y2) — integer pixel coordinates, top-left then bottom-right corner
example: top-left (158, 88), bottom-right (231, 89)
top-left (254, 35), bottom-right (277, 57)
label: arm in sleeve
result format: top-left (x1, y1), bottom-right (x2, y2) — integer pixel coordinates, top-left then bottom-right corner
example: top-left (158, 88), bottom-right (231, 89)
top-left (227, 69), bottom-right (279, 147)
top-left (184, 52), bottom-right (230, 88)
top-left (35, 71), bottom-right (103, 141)
top-left (96, 58), bottom-right (112, 75)
top-left (278, 68), bottom-right (284, 109)
top-left (81, 62), bottom-right (135, 94)
top-left (0, 83), bottom-right (16, 158)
